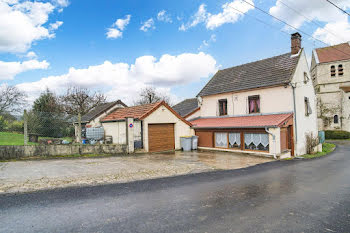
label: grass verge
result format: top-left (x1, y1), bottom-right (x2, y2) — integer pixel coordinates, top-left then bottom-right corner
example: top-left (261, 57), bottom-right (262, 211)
top-left (0, 132), bottom-right (73, 146)
top-left (301, 143), bottom-right (336, 159)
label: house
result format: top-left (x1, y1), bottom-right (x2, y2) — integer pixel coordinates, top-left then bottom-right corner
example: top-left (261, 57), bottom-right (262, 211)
top-left (190, 33), bottom-right (318, 157)
top-left (172, 98), bottom-right (200, 121)
top-left (101, 101), bottom-right (193, 152)
top-left (311, 42), bottom-right (350, 132)
top-left (74, 100), bottom-right (127, 140)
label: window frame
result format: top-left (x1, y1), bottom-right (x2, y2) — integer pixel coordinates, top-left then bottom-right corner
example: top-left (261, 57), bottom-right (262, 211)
top-left (218, 99), bottom-right (228, 116)
top-left (248, 95), bottom-right (260, 114)
top-left (338, 64), bottom-right (344, 76)
top-left (330, 65), bottom-right (336, 77)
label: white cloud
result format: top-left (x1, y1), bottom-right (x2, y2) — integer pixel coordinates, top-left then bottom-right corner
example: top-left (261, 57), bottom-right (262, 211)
top-left (0, 0), bottom-right (66, 53)
top-left (50, 21), bottom-right (63, 30)
top-left (106, 15), bottom-right (131, 39)
top-left (198, 34), bottom-right (216, 50)
top-left (16, 52), bottom-right (217, 104)
top-left (140, 18), bottom-right (155, 32)
top-left (179, 4), bottom-right (207, 31)
top-left (180, 0), bottom-right (254, 31)
top-left (157, 10), bottom-right (172, 23)
top-left (206, 0), bottom-right (254, 30)
top-left (54, 0), bottom-right (69, 8)
top-left (26, 51), bottom-right (37, 59)
top-left (0, 59), bottom-right (49, 80)
top-left (269, 0), bottom-right (350, 45)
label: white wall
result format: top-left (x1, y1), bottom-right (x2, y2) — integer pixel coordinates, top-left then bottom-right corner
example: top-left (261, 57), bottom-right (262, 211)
top-left (291, 50), bottom-right (318, 155)
top-left (199, 86), bottom-right (294, 117)
top-left (102, 121), bottom-right (126, 144)
top-left (143, 105), bottom-right (193, 152)
top-left (186, 109), bottom-right (201, 121)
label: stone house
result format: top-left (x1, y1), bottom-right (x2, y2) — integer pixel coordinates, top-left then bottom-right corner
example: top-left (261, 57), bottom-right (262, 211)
top-left (189, 33), bottom-right (318, 157)
top-left (311, 42), bottom-right (350, 132)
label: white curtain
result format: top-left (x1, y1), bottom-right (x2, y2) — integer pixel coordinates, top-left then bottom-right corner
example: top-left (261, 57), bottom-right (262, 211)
top-left (229, 133), bottom-right (240, 147)
top-left (244, 133), bottom-right (269, 149)
top-left (215, 133), bottom-right (227, 147)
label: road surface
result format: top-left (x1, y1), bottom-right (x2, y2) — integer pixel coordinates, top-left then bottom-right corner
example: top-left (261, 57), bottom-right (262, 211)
top-left (1, 141), bottom-right (349, 233)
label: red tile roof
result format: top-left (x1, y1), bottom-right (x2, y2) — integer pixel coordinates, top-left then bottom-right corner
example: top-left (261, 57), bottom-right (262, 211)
top-left (190, 113), bottom-right (293, 128)
top-left (102, 102), bottom-right (162, 122)
top-left (315, 43), bottom-right (350, 63)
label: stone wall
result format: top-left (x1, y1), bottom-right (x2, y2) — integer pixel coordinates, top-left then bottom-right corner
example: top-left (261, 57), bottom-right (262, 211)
top-left (0, 144), bottom-right (127, 160)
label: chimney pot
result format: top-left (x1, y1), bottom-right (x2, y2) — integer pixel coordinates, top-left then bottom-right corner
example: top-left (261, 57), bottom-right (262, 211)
top-left (291, 32), bottom-right (302, 55)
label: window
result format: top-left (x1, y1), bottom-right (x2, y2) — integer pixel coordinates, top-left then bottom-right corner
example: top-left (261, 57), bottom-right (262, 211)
top-left (218, 99), bottom-right (227, 116)
top-left (304, 97), bottom-right (312, 116)
top-left (334, 115), bottom-right (339, 124)
top-left (338, 64), bottom-right (344, 76)
top-left (331, 65), bottom-right (336, 77)
top-left (229, 133), bottom-right (240, 149)
top-left (303, 72), bottom-right (309, 84)
top-left (244, 133), bottom-right (269, 151)
top-left (215, 133), bottom-right (227, 147)
top-left (248, 95), bottom-right (260, 114)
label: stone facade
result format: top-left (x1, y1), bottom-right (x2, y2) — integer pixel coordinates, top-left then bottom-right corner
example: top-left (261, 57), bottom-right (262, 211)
top-left (311, 54), bottom-right (350, 132)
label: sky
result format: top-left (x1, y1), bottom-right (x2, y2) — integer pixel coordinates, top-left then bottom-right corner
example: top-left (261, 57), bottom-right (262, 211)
top-left (0, 0), bottom-right (350, 105)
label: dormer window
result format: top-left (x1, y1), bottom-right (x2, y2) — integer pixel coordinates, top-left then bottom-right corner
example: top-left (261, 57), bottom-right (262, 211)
top-left (248, 95), bottom-right (260, 114)
top-left (331, 65), bottom-right (336, 77)
top-left (338, 64), bottom-right (344, 76)
top-left (218, 99), bottom-right (227, 116)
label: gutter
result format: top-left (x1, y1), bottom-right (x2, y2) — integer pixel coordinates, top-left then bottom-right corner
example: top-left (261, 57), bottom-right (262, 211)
top-left (265, 127), bottom-right (277, 160)
top-left (291, 82), bottom-right (298, 150)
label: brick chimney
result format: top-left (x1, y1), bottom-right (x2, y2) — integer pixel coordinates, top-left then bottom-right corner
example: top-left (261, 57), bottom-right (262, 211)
top-left (291, 32), bottom-right (302, 55)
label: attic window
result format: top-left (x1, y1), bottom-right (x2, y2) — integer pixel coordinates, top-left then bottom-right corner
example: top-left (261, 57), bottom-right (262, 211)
top-left (248, 95), bottom-right (260, 114)
top-left (338, 64), bottom-right (344, 76)
top-left (331, 65), bottom-right (336, 77)
top-left (303, 72), bottom-right (309, 84)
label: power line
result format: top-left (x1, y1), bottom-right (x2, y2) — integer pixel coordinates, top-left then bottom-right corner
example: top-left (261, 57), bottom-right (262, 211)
top-left (326, 0), bottom-right (350, 17)
top-left (240, 0), bottom-right (350, 58)
top-left (278, 0), bottom-right (347, 43)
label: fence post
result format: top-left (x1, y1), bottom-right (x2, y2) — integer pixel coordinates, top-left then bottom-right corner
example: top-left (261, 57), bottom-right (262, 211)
top-left (23, 110), bottom-right (28, 145)
top-left (77, 112), bottom-right (82, 144)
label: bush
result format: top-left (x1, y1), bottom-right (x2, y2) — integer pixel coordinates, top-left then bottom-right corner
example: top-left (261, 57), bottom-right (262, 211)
top-left (325, 130), bottom-right (350, 139)
top-left (0, 116), bottom-right (8, 131)
top-left (7, 120), bottom-right (24, 133)
top-left (305, 132), bottom-right (319, 154)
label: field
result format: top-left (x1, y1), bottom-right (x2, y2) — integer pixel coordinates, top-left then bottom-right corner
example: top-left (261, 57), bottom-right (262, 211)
top-left (0, 132), bottom-right (73, 146)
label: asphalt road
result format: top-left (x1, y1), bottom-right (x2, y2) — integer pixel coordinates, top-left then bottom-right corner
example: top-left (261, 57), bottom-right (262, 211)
top-left (1, 142), bottom-right (349, 233)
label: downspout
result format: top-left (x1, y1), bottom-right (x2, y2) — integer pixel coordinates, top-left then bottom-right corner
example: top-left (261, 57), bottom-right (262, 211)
top-left (265, 127), bottom-right (277, 160)
top-left (291, 83), bottom-right (298, 153)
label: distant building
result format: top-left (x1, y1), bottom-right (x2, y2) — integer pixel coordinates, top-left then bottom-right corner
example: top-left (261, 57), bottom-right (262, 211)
top-left (311, 42), bottom-right (350, 132)
top-left (172, 98), bottom-right (200, 121)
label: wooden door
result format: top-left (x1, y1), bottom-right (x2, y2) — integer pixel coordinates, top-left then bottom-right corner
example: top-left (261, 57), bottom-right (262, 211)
top-left (148, 124), bottom-right (175, 152)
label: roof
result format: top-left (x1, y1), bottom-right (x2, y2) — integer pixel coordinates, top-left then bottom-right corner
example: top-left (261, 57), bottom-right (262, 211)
top-left (190, 113), bottom-right (293, 129)
top-left (315, 42), bottom-right (350, 64)
top-left (81, 100), bottom-right (127, 122)
top-left (101, 101), bottom-right (192, 126)
top-left (197, 52), bottom-right (300, 97)
top-left (172, 98), bottom-right (199, 117)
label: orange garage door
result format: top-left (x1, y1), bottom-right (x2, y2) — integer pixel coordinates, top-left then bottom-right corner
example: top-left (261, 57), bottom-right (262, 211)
top-left (148, 124), bottom-right (175, 152)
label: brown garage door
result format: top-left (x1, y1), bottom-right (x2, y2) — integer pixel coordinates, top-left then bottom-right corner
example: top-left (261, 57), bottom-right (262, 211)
top-left (148, 124), bottom-right (175, 152)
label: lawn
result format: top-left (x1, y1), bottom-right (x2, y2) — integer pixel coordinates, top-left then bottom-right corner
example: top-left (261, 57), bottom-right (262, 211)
top-left (0, 132), bottom-right (73, 146)
top-left (301, 143), bottom-right (336, 159)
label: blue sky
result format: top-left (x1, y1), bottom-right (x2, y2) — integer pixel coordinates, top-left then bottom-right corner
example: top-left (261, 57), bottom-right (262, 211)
top-left (0, 0), bottom-right (349, 104)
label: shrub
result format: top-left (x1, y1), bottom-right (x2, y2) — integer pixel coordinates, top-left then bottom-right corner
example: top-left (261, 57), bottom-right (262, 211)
top-left (0, 116), bottom-right (9, 131)
top-left (305, 132), bottom-right (319, 154)
top-left (7, 120), bottom-right (24, 133)
top-left (325, 130), bottom-right (350, 139)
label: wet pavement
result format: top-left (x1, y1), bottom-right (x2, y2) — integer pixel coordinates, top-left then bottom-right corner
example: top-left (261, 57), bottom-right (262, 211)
top-left (0, 141), bottom-right (349, 233)
top-left (0, 150), bottom-right (272, 193)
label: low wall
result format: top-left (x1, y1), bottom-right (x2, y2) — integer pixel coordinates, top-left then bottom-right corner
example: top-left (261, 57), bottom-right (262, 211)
top-left (0, 144), bottom-right (127, 160)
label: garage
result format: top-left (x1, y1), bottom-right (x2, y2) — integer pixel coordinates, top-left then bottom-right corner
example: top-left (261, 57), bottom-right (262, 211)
top-left (148, 124), bottom-right (175, 152)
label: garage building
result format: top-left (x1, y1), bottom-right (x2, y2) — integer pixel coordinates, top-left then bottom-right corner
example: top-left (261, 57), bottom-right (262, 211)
top-left (101, 101), bottom-right (193, 152)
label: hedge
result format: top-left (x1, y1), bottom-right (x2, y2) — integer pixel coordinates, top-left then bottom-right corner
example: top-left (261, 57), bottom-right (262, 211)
top-left (325, 130), bottom-right (350, 139)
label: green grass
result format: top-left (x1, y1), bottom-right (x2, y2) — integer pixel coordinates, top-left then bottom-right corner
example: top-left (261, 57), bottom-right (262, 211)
top-left (0, 132), bottom-right (73, 146)
top-left (301, 143), bottom-right (336, 159)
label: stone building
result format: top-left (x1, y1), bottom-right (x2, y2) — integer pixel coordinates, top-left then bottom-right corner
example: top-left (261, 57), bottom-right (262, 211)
top-left (311, 42), bottom-right (350, 132)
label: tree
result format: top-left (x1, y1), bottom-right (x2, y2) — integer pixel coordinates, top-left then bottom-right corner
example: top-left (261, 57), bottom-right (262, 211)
top-left (134, 87), bottom-right (172, 106)
top-left (60, 87), bottom-right (106, 115)
top-left (32, 89), bottom-right (61, 113)
top-left (0, 85), bottom-right (26, 114)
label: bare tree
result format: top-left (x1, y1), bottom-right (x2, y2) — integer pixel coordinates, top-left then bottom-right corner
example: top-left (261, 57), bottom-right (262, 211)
top-left (134, 87), bottom-right (172, 106)
top-left (60, 87), bottom-right (106, 115)
top-left (0, 85), bottom-right (26, 114)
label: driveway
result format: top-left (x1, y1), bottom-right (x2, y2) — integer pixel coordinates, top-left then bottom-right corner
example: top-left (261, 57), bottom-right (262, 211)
top-left (0, 141), bottom-right (349, 233)
top-left (0, 150), bottom-right (272, 193)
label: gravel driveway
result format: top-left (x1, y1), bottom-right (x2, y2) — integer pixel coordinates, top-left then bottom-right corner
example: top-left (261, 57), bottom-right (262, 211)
top-left (0, 150), bottom-right (273, 193)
